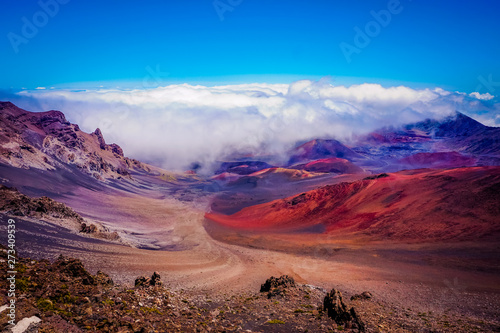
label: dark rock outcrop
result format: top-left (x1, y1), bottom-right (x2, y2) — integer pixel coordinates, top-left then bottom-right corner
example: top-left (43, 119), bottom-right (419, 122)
top-left (150, 271), bottom-right (163, 286)
top-left (134, 276), bottom-right (150, 287)
top-left (260, 275), bottom-right (296, 298)
top-left (323, 288), bottom-right (365, 331)
top-left (109, 143), bottom-right (124, 156)
top-left (260, 275), bottom-right (296, 292)
top-left (0, 185), bottom-right (85, 223)
top-left (0, 185), bottom-right (121, 242)
top-left (80, 222), bottom-right (98, 233)
top-left (1, 245), bottom-right (491, 333)
top-left (54, 256), bottom-right (95, 285)
top-left (93, 128), bottom-right (107, 150)
top-left (135, 272), bottom-right (163, 287)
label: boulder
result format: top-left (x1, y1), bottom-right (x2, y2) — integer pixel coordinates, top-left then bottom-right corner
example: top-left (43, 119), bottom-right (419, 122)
top-left (135, 276), bottom-right (150, 287)
top-left (350, 291), bottom-right (372, 301)
top-left (135, 272), bottom-right (162, 287)
top-left (260, 275), bottom-right (296, 298)
top-left (323, 288), bottom-right (365, 332)
top-left (260, 275), bottom-right (296, 292)
top-left (150, 272), bottom-right (162, 286)
top-left (80, 223), bottom-right (98, 233)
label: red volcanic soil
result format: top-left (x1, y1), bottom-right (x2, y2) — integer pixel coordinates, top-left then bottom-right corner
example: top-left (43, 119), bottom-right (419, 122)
top-left (291, 157), bottom-right (364, 174)
top-left (205, 166), bottom-right (500, 242)
top-left (399, 152), bottom-right (477, 169)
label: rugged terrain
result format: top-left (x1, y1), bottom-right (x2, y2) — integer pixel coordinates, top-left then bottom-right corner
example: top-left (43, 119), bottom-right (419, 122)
top-left (0, 185), bottom-right (119, 241)
top-left (1, 102), bottom-right (500, 332)
top-left (206, 167), bottom-right (500, 241)
top-left (1, 247), bottom-right (499, 332)
top-left (0, 101), bottom-right (202, 186)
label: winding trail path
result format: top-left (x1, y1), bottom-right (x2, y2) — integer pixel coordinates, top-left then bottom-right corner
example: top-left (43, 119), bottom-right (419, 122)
top-left (3, 185), bottom-right (500, 320)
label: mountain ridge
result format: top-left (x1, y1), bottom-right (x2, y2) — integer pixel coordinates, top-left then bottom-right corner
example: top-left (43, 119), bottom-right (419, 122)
top-left (0, 101), bottom-right (156, 181)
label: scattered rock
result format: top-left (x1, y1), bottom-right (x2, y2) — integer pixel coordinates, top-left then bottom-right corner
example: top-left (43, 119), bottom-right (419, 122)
top-left (351, 291), bottom-right (373, 301)
top-left (0, 186), bottom-right (121, 243)
top-left (0, 243), bottom-right (494, 333)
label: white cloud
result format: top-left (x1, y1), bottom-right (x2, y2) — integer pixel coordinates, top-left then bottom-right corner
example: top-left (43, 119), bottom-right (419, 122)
top-left (14, 80), bottom-right (500, 172)
top-left (469, 92), bottom-right (494, 100)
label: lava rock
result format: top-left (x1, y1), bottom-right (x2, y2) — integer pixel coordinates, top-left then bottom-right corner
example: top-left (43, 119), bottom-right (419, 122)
top-left (54, 256), bottom-right (95, 285)
top-left (260, 275), bottom-right (296, 298)
top-left (150, 272), bottom-right (162, 286)
top-left (351, 291), bottom-right (372, 301)
top-left (260, 275), bottom-right (296, 292)
top-left (135, 276), bottom-right (150, 287)
top-left (323, 288), bottom-right (365, 332)
top-left (95, 271), bottom-right (114, 286)
top-left (80, 222), bottom-right (98, 233)
top-left (135, 272), bottom-right (163, 287)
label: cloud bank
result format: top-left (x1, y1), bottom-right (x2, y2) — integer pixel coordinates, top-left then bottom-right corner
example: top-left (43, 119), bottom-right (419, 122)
top-left (8, 80), bottom-right (500, 172)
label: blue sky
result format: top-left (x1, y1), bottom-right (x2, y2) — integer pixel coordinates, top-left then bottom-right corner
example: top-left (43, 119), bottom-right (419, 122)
top-left (1, 0), bottom-right (500, 93)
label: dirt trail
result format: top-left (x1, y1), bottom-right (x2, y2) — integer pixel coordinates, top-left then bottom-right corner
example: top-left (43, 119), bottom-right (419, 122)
top-left (4, 185), bottom-right (500, 322)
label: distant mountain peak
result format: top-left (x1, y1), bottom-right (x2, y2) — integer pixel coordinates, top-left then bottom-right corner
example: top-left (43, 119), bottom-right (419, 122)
top-left (407, 111), bottom-right (486, 138)
top-left (438, 111), bottom-right (485, 135)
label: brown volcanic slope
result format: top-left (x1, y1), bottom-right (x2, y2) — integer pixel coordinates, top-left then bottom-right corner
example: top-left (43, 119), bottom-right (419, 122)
top-left (0, 101), bottom-right (155, 180)
top-left (206, 166), bottom-right (500, 242)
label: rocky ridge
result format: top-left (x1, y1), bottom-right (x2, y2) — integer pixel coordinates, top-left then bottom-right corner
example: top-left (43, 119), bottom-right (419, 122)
top-left (0, 185), bottom-right (119, 241)
top-left (0, 102), bottom-right (152, 181)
